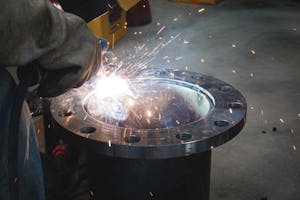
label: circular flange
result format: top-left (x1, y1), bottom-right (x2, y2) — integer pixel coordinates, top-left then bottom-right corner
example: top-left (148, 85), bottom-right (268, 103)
top-left (50, 69), bottom-right (247, 159)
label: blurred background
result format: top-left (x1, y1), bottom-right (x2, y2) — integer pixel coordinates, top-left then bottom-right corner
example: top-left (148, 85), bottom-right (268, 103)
top-left (112, 1), bottom-right (300, 199)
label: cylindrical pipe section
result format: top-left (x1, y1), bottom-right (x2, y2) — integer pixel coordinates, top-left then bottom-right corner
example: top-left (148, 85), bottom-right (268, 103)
top-left (88, 151), bottom-right (211, 200)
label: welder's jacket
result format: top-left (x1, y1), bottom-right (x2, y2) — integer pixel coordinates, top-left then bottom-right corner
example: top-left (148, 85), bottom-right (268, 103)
top-left (0, 0), bottom-right (98, 199)
top-left (0, 69), bottom-right (43, 200)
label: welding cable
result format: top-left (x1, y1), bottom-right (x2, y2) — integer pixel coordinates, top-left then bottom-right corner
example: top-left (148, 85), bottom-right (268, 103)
top-left (8, 61), bottom-right (43, 200)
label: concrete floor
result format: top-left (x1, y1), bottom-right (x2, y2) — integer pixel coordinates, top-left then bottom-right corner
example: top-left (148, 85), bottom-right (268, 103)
top-left (113, 0), bottom-right (300, 199)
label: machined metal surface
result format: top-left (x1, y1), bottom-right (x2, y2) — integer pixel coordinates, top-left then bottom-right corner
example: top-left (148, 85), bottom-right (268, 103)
top-left (50, 69), bottom-right (247, 159)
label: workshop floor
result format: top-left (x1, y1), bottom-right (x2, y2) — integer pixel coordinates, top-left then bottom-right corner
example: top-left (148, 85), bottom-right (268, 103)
top-left (114, 0), bottom-right (300, 199)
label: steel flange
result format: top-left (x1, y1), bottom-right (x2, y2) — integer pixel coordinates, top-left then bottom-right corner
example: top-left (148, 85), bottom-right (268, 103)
top-left (50, 69), bottom-right (247, 159)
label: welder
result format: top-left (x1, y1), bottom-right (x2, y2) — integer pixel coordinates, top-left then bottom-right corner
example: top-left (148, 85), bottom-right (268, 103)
top-left (0, 0), bottom-right (101, 199)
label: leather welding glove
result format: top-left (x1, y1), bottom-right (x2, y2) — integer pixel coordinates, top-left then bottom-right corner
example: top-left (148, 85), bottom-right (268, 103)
top-left (0, 0), bottom-right (101, 97)
top-left (37, 43), bottom-right (101, 97)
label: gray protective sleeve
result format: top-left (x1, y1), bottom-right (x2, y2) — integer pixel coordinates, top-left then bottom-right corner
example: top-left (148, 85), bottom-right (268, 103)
top-left (0, 0), bottom-right (96, 71)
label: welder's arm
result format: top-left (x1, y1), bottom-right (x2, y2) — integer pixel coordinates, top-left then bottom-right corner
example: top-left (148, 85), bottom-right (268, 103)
top-left (0, 0), bottom-right (100, 97)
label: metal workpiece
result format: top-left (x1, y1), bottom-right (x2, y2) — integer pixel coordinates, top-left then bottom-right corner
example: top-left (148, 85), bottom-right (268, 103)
top-left (50, 69), bottom-right (247, 159)
top-left (88, 150), bottom-right (212, 200)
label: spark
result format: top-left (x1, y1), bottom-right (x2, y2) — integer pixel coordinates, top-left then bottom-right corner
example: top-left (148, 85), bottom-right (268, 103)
top-left (201, 58), bottom-right (205, 63)
top-left (176, 120), bottom-right (180, 125)
top-left (146, 118), bottom-right (151, 124)
top-left (84, 115), bottom-right (88, 120)
top-left (80, 30), bottom-right (195, 125)
top-left (108, 140), bottom-right (111, 147)
top-left (146, 110), bottom-right (152, 117)
top-left (232, 44), bottom-right (236, 48)
top-left (198, 8), bottom-right (205, 13)
top-left (292, 145), bottom-right (297, 151)
top-left (185, 66), bottom-right (189, 70)
top-left (90, 190), bottom-right (94, 196)
top-left (229, 108), bottom-right (233, 114)
top-left (164, 33), bottom-right (181, 47)
top-left (149, 192), bottom-right (154, 197)
top-left (48, 124), bottom-right (51, 129)
top-left (250, 73), bottom-right (254, 78)
top-left (183, 39), bottom-right (189, 44)
top-left (157, 26), bottom-right (166, 35)
top-left (156, 22), bottom-right (161, 26)
top-left (250, 106), bottom-right (254, 110)
top-left (143, 4), bottom-right (146, 8)
top-left (169, 72), bottom-right (175, 78)
top-left (279, 118), bottom-right (284, 124)
top-left (134, 32), bottom-right (137, 35)
top-left (147, 42), bottom-right (164, 57)
top-left (94, 76), bottom-right (132, 98)
top-left (173, 18), bottom-right (178, 21)
top-left (138, 44), bottom-right (145, 50)
top-left (251, 50), bottom-right (256, 54)
top-left (298, 113), bottom-right (300, 117)
top-left (127, 99), bottom-right (135, 106)
top-left (139, 31), bottom-right (142, 35)
top-left (232, 70), bottom-right (236, 74)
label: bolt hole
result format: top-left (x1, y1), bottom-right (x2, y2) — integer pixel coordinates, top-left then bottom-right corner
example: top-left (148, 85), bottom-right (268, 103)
top-left (58, 110), bottom-right (73, 117)
top-left (228, 102), bottom-right (243, 109)
top-left (80, 127), bottom-right (96, 134)
top-left (214, 120), bottom-right (229, 127)
top-left (176, 132), bottom-right (192, 140)
top-left (125, 135), bottom-right (141, 143)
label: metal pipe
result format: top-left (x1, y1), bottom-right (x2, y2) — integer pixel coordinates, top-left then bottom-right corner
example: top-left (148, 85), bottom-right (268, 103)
top-left (50, 69), bottom-right (247, 200)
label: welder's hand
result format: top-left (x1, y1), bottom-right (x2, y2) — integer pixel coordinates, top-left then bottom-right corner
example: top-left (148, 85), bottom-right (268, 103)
top-left (36, 43), bottom-right (101, 97)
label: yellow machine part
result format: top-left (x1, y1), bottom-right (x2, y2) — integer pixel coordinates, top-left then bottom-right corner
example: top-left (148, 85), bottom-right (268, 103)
top-left (88, 11), bottom-right (127, 47)
top-left (87, 0), bottom-right (140, 47)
